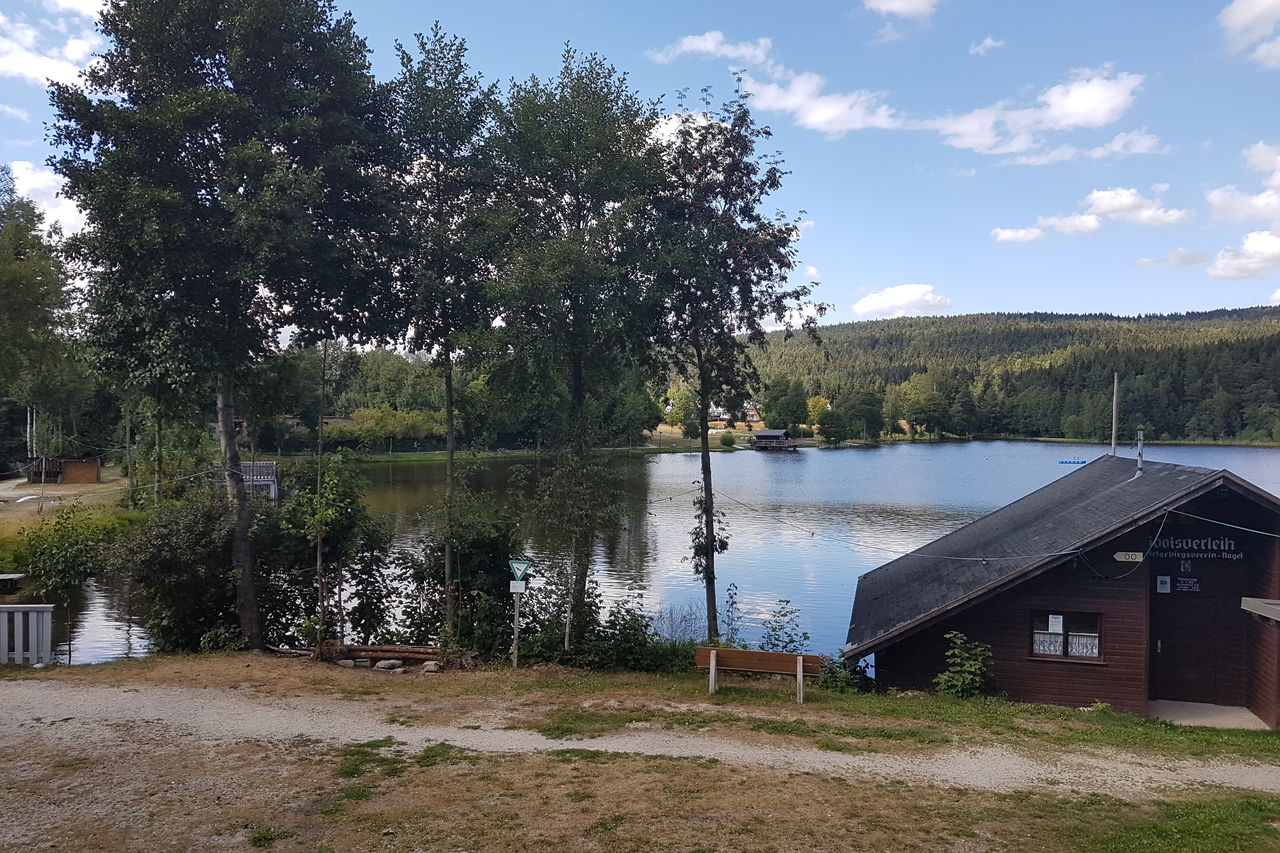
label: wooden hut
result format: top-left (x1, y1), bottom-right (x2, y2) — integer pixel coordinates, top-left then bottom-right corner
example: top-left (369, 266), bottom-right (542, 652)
top-left (23, 457), bottom-right (100, 484)
top-left (752, 429), bottom-right (798, 450)
top-left (844, 455), bottom-right (1280, 727)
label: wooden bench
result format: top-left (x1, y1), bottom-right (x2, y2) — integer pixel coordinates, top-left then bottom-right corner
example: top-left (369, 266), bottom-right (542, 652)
top-left (695, 647), bottom-right (824, 704)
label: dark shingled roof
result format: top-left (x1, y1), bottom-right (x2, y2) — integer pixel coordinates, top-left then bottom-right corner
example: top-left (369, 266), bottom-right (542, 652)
top-left (844, 455), bottom-right (1271, 657)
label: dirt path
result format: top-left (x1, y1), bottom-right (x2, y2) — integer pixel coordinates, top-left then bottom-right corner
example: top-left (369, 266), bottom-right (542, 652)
top-left (5, 679), bottom-right (1278, 798)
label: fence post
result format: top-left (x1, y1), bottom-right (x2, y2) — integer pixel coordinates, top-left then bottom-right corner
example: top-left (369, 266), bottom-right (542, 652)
top-left (796, 655), bottom-right (804, 704)
top-left (709, 648), bottom-right (718, 695)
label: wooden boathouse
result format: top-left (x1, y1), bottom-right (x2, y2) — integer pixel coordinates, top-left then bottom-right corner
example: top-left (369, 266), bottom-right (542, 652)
top-left (752, 429), bottom-right (799, 450)
top-left (843, 455), bottom-right (1280, 727)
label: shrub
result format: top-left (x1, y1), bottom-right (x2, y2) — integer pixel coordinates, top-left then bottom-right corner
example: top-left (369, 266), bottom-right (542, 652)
top-left (19, 504), bottom-right (140, 601)
top-left (759, 599), bottom-right (810, 653)
top-left (681, 420), bottom-right (700, 439)
top-left (932, 630), bottom-right (994, 698)
top-left (816, 654), bottom-right (875, 693)
top-left (719, 432), bottom-right (736, 447)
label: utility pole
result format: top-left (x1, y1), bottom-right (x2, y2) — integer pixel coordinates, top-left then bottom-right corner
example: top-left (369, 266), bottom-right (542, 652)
top-left (1110, 372), bottom-right (1119, 456)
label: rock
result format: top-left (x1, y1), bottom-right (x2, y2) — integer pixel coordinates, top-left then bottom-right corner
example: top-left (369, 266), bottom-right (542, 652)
top-left (354, 659), bottom-right (372, 668)
top-left (390, 668), bottom-right (406, 675)
top-left (374, 659), bottom-right (403, 670)
top-left (335, 659), bottom-right (355, 668)
top-left (420, 661), bottom-right (441, 673)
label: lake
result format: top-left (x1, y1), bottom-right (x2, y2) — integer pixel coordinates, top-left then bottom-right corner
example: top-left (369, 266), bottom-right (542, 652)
top-left (360, 440), bottom-right (1280, 655)
top-left (52, 440), bottom-right (1280, 662)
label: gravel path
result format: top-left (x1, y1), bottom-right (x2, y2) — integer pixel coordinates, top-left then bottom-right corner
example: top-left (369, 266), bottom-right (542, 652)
top-left (5, 680), bottom-right (1278, 797)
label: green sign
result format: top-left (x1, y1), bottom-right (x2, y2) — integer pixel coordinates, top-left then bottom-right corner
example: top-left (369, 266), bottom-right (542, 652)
top-left (509, 560), bottom-right (532, 580)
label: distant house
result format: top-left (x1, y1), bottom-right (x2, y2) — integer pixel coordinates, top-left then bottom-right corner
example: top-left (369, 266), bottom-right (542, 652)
top-left (743, 403), bottom-right (763, 425)
top-left (752, 429), bottom-right (798, 450)
top-left (844, 455), bottom-right (1280, 727)
top-left (23, 457), bottom-right (100, 485)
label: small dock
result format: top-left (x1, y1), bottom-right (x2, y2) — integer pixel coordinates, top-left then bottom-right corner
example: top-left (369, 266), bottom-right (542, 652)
top-left (0, 574), bottom-right (24, 595)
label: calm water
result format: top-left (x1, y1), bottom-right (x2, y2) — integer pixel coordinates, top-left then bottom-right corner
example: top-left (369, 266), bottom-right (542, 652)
top-left (52, 440), bottom-right (1280, 662)
top-left (362, 441), bottom-right (1280, 654)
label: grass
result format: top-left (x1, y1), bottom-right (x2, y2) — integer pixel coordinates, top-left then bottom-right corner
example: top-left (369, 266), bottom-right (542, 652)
top-left (334, 737), bottom-right (408, 778)
top-left (248, 826), bottom-right (294, 848)
top-left (15, 654), bottom-right (1280, 763)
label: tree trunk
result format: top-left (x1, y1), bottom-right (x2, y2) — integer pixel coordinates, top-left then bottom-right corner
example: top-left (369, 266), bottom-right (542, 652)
top-left (154, 408), bottom-right (163, 508)
top-left (315, 342), bottom-right (327, 645)
top-left (443, 349), bottom-right (456, 641)
top-left (217, 374), bottom-right (262, 648)
top-left (698, 367), bottom-right (720, 643)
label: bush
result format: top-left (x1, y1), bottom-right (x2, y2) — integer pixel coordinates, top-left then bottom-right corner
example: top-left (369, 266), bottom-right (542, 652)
top-left (19, 504), bottom-right (141, 601)
top-left (759, 599), bottom-right (810, 653)
top-left (719, 431), bottom-right (736, 447)
top-left (681, 420), bottom-right (700, 439)
top-left (816, 653), bottom-right (875, 693)
top-left (932, 630), bottom-right (995, 698)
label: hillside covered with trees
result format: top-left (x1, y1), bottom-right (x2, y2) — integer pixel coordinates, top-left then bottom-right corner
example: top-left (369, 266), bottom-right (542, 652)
top-left (753, 307), bottom-right (1280, 443)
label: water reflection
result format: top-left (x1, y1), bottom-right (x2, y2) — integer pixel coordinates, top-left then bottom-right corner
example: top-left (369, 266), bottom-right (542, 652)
top-left (354, 441), bottom-right (1280, 652)
top-left (37, 440), bottom-right (1280, 662)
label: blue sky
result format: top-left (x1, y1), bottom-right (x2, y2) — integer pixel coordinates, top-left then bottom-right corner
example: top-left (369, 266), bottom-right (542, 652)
top-left (3, 0), bottom-right (1279, 321)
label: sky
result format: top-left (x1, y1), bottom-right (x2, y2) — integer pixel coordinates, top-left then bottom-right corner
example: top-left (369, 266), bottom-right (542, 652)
top-left (2, 0), bottom-right (1280, 322)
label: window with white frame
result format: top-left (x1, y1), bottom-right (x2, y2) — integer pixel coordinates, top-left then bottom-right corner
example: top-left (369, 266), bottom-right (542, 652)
top-left (1031, 612), bottom-right (1100, 659)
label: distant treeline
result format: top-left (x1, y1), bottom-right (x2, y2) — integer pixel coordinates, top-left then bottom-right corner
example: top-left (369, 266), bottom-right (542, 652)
top-left (753, 307), bottom-right (1280, 442)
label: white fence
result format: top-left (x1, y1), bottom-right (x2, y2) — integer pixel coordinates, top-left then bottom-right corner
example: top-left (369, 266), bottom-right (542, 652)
top-left (1, 604), bottom-right (55, 665)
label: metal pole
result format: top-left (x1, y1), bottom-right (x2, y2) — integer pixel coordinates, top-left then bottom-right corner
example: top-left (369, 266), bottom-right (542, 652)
top-left (1110, 372), bottom-right (1119, 456)
top-left (513, 591), bottom-right (521, 669)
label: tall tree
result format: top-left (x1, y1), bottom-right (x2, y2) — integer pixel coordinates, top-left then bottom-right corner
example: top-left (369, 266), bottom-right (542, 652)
top-left (392, 25), bottom-right (501, 642)
top-left (487, 48), bottom-right (666, 642)
top-left (489, 47), bottom-right (666, 450)
top-left (0, 165), bottom-right (67, 404)
top-left (655, 89), bottom-right (821, 640)
top-left (50, 0), bottom-right (403, 646)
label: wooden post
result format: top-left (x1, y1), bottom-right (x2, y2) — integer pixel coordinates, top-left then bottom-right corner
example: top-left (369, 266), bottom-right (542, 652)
top-left (796, 654), bottom-right (804, 704)
top-left (709, 648), bottom-right (718, 695)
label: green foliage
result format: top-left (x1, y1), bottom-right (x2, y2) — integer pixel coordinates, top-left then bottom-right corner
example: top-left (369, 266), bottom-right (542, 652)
top-left (665, 388), bottom-right (695, 428)
top-left (109, 492), bottom-right (237, 653)
top-left (932, 630), bottom-right (995, 699)
top-left (681, 420), bottom-right (700, 439)
top-left (718, 431), bottom-right (736, 447)
top-left (198, 624), bottom-right (249, 653)
top-left (18, 505), bottom-right (137, 602)
top-left (758, 599), bottom-right (810, 653)
top-left (754, 308), bottom-right (1280, 443)
top-left (816, 654), bottom-right (876, 693)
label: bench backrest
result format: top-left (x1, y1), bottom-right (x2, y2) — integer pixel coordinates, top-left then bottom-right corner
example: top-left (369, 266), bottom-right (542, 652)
top-left (695, 646), bottom-right (824, 677)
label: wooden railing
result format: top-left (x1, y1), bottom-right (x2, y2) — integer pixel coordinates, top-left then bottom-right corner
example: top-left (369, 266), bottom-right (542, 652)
top-left (1, 604), bottom-right (55, 665)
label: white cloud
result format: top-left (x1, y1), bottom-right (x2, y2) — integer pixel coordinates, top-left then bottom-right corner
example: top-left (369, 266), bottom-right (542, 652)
top-left (42, 0), bottom-right (104, 17)
top-left (926, 67), bottom-right (1145, 157)
top-left (0, 11), bottom-right (96, 87)
top-left (1035, 213), bottom-right (1101, 234)
top-left (951, 166), bottom-right (977, 177)
top-left (0, 103), bottom-right (29, 121)
top-left (864, 0), bottom-right (939, 20)
top-left (650, 35), bottom-right (1144, 163)
top-left (646, 31), bottom-right (775, 68)
top-left (1012, 144), bottom-right (1078, 165)
top-left (1085, 187), bottom-right (1189, 225)
top-left (1136, 248), bottom-right (1210, 267)
top-left (990, 226), bottom-right (1045, 242)
top-left (1152, 182), bottom-right (1171, 193)
top-left (11, 160), bottom-right (87, 234)
top-left (873, 23), bottom-right (903, 44)
top-left (804, 265), bottom-right (822, 279)
top-left (969, 37), bottom-right (1005, 56)
top-left (1271, 288), bottom-right (1280, 305)
top-left (1208, 230), bottom-right (1280, 279)
top-left (739, 70), bottom-right (900, 137)
top-left (797, 219), bottom-right (815, 237)
top-left (1206, 142), bottom-right (1280, 222)
top-left (1219, 0), bottom-right (1280, 68)
top-left (1086, 129), bottom-right (1166, 158)
top-left (852, 283), bottom-right (951, 318)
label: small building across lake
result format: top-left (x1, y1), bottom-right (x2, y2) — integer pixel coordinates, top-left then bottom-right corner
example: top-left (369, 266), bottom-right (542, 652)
top-left (843, 455), bottom-right (1280, 727)
top-left (752, 429), bottom-right (798, 450)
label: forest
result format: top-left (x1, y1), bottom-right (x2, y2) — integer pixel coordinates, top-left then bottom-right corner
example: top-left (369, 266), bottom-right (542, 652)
top-left (754, 308), bottom-right (1280, 443)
